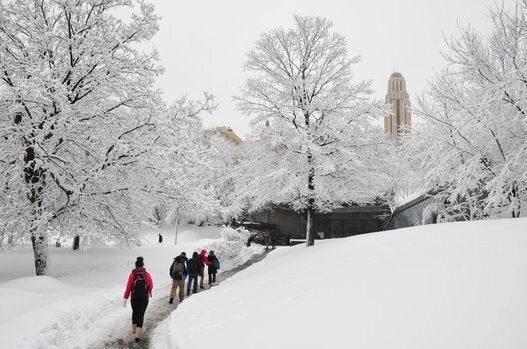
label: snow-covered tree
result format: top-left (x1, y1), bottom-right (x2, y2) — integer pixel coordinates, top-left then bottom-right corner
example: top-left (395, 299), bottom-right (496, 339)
top-left (204, 130), bottom-right (247, 224)
top-left (235, 16), bottom-right (384, 246)
top-left (0, 0), bottom-right (163, 274)
top-left (367, 137), bottom-right (422, 213)
top-left (410, 2), bottom-right (527, 219)
top-left (153, 94), bottom-right (224, 229)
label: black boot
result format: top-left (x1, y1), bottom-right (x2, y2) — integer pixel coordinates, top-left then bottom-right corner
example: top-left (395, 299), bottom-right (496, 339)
top-left (169, 297), bottom-right (174, 304)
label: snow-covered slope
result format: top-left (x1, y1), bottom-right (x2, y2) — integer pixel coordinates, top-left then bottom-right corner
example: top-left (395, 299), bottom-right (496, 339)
top-left (2, 219), bottom-right (526, 349)
top-left (0, 225), bottom-right (258, 349)
top-left (160, 218), bottom-right (527, 349)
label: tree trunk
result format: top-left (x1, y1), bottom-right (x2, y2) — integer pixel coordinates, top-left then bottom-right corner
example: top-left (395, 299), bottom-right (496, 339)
top-left (174, 210), bottom-right (180, 245)
top-left (305, 150), bottom-right (316, 247)
top-left (32, 235), bottom-right (48, 275)
top-left (25, 145), bottom-right (49, 273)
top-left (305, 207), bottom-right (316, 246)
top-left (73, 235), bottom-right (80, 250)
top-left (511, 183), bottom-right (521, 218)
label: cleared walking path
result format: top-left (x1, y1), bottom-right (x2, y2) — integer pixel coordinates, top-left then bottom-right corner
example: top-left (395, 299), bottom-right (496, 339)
top-left (96, 250), bottom-right (268, 349)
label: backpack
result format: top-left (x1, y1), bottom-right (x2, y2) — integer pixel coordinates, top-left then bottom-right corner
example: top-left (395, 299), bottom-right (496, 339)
top-left (170, 260), bottom-right (184, 279)
top-left (188, 258), bottom-right (200, 273)
top-left (132, 272), bottom-right (148, 298)
top-left (213, 257), bottom-right (220, 270)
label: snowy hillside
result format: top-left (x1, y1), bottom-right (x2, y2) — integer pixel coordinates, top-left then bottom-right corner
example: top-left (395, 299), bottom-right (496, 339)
top-left (1, 219), bottom-right (526, 349)
top-left (0, 225), bottom-right (260, 349)
top-left (159, 218), bottom-right (527, 349)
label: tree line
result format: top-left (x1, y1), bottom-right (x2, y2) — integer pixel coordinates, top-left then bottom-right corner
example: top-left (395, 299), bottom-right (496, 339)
top-left (1, 0), bottom-right (526, 276)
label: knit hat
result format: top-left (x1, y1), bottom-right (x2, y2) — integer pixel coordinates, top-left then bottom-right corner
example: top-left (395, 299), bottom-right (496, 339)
top-left (209, 250), bottom-right (214, 255)
top-left (200, 249), bottom-right (207, 255)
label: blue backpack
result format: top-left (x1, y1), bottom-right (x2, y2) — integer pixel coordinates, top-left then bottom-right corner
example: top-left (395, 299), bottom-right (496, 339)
top-left (213, 257), bottom-right (220, 270)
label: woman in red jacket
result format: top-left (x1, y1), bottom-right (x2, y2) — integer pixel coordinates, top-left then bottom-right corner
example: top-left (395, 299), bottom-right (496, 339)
top-left (198, 249), bottom-right (208, 289)
top-left (123, 256), bottom-right (154, 342)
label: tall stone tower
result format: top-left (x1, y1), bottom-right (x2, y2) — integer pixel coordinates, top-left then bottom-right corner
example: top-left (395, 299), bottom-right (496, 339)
top-left (385, 72), bottom-right (411, 136)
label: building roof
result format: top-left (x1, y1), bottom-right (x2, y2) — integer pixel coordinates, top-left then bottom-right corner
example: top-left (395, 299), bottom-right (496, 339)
top-left (390, 72), bottom-right (403, 78)
top-left (215, 126), bottom-right (243, 145)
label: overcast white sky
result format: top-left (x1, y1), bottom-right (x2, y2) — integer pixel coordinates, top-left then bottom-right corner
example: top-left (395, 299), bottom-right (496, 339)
top-left (145, 0), bottom-right (516, 138)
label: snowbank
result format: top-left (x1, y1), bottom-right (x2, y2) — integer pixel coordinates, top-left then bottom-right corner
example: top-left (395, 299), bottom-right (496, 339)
top-left (161, 218), bottom-right (527, 349)
top-left (0, 225), bottom-right (260, 349)
top-left (3, 219), bottom-right (527, 349)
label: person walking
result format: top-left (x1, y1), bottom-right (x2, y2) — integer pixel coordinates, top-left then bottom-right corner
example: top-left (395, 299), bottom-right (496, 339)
top-left (263, 232), bottom-right (270, 251)
top-left (181, 252), bottom-right (188, 281)
top-left (169, 252), bottom-right (187, 304)
top-left (206, 250), bottom-right (220, 285)
top-left (123, 256), bottom-right (153, 343)
top-left (198, 249), bottom-right (208, 289)
top-left (186, 252), bottom-right (200, 296)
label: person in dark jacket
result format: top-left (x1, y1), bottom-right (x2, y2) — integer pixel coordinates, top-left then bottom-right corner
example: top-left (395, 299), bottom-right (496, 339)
top-left (186, 252), bottom-right (200, 295)
top-left (123, 256), bottom-right (154, 343)
top-left (169, 252), bottom-right (187, 304)
top-left (206, 250), bottom-right (220, 285)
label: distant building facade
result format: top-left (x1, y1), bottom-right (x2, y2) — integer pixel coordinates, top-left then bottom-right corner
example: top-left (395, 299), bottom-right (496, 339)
top-left (384, 193), bottom-right (444, 230)
top-left (246, 204), bottom-right (389, 244)
top-left (385, 72), bottom-right (411, 136)
top-left (215, 126), bottom-right (243, 145)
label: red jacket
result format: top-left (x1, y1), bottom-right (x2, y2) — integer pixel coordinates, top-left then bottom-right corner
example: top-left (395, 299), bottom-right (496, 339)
top-left (123, 267), bottom-right (154, 299)
top-left (199, 249), bottom-right (211, 267)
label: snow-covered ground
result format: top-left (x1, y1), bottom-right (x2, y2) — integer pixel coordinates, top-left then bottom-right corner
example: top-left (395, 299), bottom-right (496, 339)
top-left (160, 218), bottom-right (527, 349)
top-left (0, 225), bottom-right (260, 349)
top-left (2, 218), bottom-right (527, 349)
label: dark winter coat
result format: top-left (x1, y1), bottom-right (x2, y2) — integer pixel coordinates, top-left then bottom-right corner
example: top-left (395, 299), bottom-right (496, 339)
top-left (207, 254), bottom-right (219, 274)
top-left (187, 252), bottom-right (200, 274)
top-left (170, 256), bottom-right (188, 280)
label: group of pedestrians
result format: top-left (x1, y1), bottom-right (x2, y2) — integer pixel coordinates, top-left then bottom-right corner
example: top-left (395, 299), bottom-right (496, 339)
top-left (121, 250), bottom-right (221, 342)
top-left (169, 249), bottom-right (220, 303)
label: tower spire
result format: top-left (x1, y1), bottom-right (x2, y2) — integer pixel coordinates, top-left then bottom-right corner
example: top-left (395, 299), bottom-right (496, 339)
top-left (385, 72), bottom-right (411, 137)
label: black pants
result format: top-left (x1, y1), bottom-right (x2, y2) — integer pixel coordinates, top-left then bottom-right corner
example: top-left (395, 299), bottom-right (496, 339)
top-left (131, 297), bottom-right (149, 327)
top-left (187, 272), bottom-right (199, 294)
top-left (208, 270), bottom-right (216, 284)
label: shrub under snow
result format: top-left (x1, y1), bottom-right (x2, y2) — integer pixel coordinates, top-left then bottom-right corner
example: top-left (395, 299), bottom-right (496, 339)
top-left (197, 226), bottom-right (254, 270)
